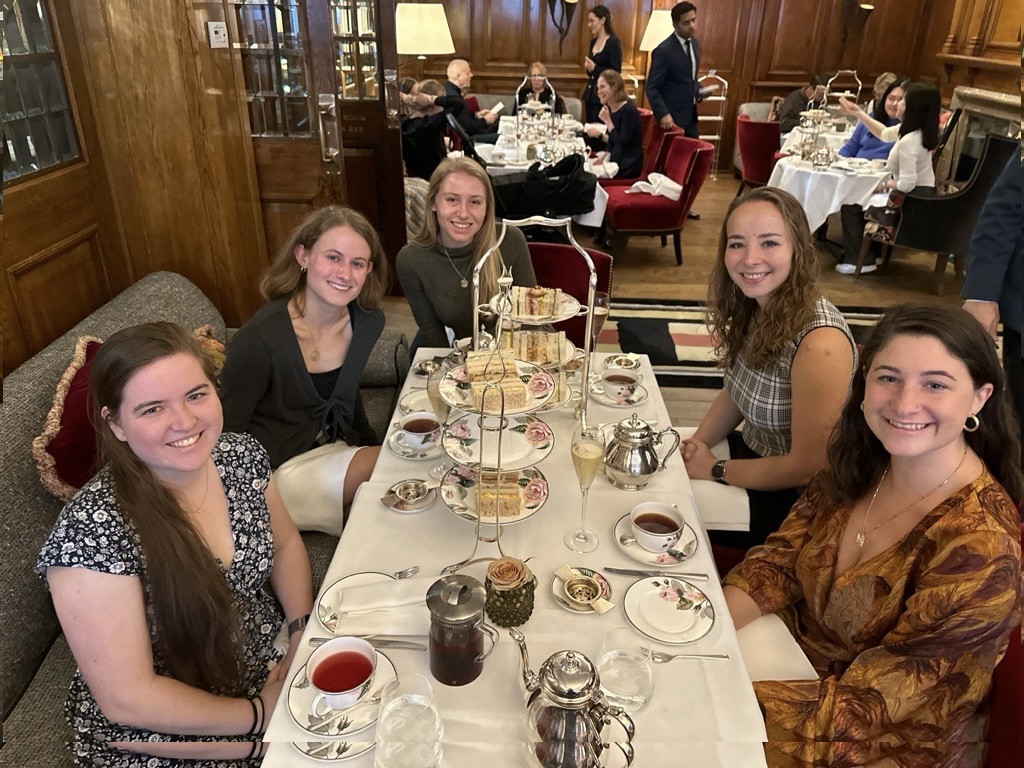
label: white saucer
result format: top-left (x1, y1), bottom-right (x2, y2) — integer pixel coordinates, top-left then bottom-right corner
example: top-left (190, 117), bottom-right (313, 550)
top-left (612, 513), bottom-right (698, 566)
top-left (386, 429), bottom-right (443, 461)
top-left (397, 389), bottom-right (432, 415)
top-left (601, 354), bottom-right (642, 372)
top-left (589, 382), bottom-right (649, 408)
top-left (623, 577), bottom-right (715, 644)
top-left (316, 572), bottom-right (394, 633)
top-left (287, 649), bottom-right (397, 736)
top-left (381, 479), bottom-right (437, 514)
top-left (291, 740), bottom-right (375, 762)
top-left (551, 566), bottom-right (612, 613)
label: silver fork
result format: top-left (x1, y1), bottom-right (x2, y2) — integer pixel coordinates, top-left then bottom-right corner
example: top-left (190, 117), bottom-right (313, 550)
top-left (647, 649), bottom-right (730, 663)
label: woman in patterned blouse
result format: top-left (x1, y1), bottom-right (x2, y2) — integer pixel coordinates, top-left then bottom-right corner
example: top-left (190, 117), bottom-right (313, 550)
top-left (36, 322), bottom-right (313, 766)
top-left (724, 304), bottom-right (1023, 766)
top-left (682, 187), bottom-right (857, 549)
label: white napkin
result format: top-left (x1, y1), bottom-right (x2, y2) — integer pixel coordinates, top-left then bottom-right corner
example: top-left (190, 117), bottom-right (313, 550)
top-left (678, 427), bottom-right (751, 532)
top-left (625, 172), bottom-right (683, 201)
top-left (585, 159), bottom-right (618, 179)
top-left (736, 614), bottom-right (817, 682)
top-left (327, 575), bottom-right (433, 636)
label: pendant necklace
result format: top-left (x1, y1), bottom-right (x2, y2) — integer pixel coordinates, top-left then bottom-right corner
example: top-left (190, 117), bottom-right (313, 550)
top-left (855, 447), bottom-right (968, 548)
top-left (183, 461), bottom-right (211, 516)
top-left (440, 244), bottom-right (470, 289)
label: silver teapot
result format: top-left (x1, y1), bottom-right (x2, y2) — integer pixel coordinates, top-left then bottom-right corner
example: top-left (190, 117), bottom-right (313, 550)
top-left (603, 414), bottom-right (681, 490)
top-left (510, 628), bottom-right (634, 768)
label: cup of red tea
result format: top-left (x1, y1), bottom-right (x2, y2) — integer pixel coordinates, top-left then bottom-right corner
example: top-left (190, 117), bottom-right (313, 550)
top-left (398, 411), bottom-right (441, 449)
top-left (629, 501), bottom-right (684, 552)
top-left (306, 636), bottom-right (377, 711)
top-left (600, 369), bottom-right (644, 399)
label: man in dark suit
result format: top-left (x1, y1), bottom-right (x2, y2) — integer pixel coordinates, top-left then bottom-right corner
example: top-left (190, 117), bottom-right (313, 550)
top-left (646, 2), bottom-right (701, 138)
top-left (962, 150), bottom-right (1023, 451)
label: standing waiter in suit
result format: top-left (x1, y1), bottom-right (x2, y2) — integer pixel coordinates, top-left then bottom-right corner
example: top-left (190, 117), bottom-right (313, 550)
top-left (961, 150), bottom-right (1023, 454)
top-left (646, 2), bottom-right (702, 137)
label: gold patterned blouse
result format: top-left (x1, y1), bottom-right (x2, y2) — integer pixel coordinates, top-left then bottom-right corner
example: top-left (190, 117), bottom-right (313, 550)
top-left (723, 469), bottom-right (1022, 768)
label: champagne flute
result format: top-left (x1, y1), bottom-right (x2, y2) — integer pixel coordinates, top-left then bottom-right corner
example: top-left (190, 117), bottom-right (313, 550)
top-left (425, 365), bottom-right (452, 480)
top-left (565, 422), bottom-right (605, 553)
top-left (590, 291), bottom-right (610, 351)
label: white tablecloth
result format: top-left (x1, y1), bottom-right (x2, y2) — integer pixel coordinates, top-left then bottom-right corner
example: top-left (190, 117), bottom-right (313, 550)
top-left (768, 155), bottom-right (887, 232)
top-left (780, 127), bottom-right (852, 154)
top-left (262, 351), bottom-right (768, 767)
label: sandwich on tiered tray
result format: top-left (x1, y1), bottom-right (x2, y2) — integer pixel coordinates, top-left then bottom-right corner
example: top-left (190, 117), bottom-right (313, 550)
top-left (499, 330), bottom-right (566, 366)
top-left (509, 285), bottom-right (563, 318)
top-left (475, 471), bottom-right (522, 518)
top-left (464, 349), bottom-right (527, 411)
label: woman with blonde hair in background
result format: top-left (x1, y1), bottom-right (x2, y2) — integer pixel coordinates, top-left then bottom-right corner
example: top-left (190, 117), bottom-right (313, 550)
top-left (515, 61), bottom-right (567, 115)
top-left (220, 206), bottom-right (388, 536)
top-left (397, 157), bottom-right (537, 354)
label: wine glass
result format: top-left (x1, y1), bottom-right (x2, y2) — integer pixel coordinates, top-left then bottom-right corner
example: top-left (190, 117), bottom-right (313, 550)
top-left (425, 365), bottom-right (452, 480)
top-left (375, 674), bottom-right (443, 768)
top-left (565, 422), bottom-right (605, 553)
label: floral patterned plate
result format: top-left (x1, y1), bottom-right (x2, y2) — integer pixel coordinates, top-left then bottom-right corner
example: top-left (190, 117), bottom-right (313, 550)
top-left (291, 740), bottom-right (375, 762)
top-left (589, 382), bottom-right (649, 408)
top-left (441, 414), bottom-right (554, 471)
top-left (316, 571), bottom-right (393, 633)
top-left (613, 514), bottom-right (698, 566)
top-left (551, 566), bottom-right (612, 613)
top-left (397, 388), bottom-right (432, 415)
top-left (623, 577), bottom-right (715, 644)
top-left (488, 291), bottom-right (582, 324)
top-left (439, 360), bottom-right (554, 416)
top-left (439, 465), bottom-right (548, 525)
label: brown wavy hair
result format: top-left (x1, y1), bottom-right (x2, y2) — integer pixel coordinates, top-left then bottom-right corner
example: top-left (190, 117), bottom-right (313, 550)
top-left (411, 156), bottom-right (504, 300)
top-left (260, 205), bottom-right (389, 313)
top-left (90, 322), bottom-right (245, 694)
top-left (706, 187), bottom-right (821, 369)
top-left (826, 304), bottom-right (1024, 504)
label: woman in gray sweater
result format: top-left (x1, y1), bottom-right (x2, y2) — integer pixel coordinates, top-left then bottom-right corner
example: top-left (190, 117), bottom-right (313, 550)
top-left (219, 206), bottom-right (389, 535)
top-left (397, 157), bottom-right (537, 352)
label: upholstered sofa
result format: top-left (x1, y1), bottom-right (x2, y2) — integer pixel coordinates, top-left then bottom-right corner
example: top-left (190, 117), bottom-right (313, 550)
top-left (473, 92), bottom-right (584, 122)
top-left (0, 271), bottom-right (409, 765)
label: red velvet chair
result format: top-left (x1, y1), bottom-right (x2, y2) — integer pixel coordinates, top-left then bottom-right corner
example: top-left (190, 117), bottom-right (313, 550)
top-left (527, 243), bottom-right (613, 348)
top-left (599, 135), bottom-right (715, 265)
top-left (599, 124), bottom-right (682, 190)
top-left (735, 113), bottom-right (781, 196)
top-left (984, 522), bottom-right (1024, 768)
top-left (637, 107), bottom-right (654, 147)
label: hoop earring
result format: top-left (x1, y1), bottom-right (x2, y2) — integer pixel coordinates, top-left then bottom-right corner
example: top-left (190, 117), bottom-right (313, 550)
top-left (964, 414), bottom-right (980, 432)
top-left (859, 401), bottom-right (865, 412)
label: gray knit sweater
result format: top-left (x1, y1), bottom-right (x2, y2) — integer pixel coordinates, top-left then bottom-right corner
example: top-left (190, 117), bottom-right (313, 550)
top-left (396, 226), bottom-right (536, 348)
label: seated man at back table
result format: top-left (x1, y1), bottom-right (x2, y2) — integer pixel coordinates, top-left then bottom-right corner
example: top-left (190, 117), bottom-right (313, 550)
top-left (444, 59), bottom-right (499, 145)
top-left (776, 73), bottom-right (827, 134)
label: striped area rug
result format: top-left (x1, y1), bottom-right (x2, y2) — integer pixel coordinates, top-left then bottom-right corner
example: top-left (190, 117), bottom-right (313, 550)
top-left (597, 299), bottom-right (886, 388)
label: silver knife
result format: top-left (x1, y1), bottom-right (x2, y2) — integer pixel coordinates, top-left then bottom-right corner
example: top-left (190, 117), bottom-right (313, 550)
top-left (308, 636), bottom-right (426, 651)
top-left (604, 567), bottom-right (710, 582)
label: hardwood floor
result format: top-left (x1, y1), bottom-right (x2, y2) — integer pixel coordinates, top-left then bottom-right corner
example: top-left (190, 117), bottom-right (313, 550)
top-left (382, 173), bottom-right (962, 427)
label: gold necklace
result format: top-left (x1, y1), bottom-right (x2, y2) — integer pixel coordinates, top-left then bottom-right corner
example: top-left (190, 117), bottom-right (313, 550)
top-left (182, 461), bottom-right (211, 515)
top-left (855, 447), bottom-right (968, 548)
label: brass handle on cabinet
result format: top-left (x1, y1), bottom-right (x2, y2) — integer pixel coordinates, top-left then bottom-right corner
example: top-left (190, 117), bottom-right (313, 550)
top-left (317, 93), bottom-right (342, 174)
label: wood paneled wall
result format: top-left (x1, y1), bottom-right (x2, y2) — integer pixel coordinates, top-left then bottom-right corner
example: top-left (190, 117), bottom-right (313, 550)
top-left (413, 0), bottom-right (996, 160)
top-left (66, 0), bottom-right (267, 327)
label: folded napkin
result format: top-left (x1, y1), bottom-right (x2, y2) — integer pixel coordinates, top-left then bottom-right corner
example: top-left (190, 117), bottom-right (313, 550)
top-left (625, 172), bottom-right (683, 201)
top-left (328, 575), bottom-right (433, 636)
top-left (678, 427), bottom-right (751, 532)
top-left (736, 614), bottom-right (817, 682)
top-left (585, 159), bottom-right (619, 179)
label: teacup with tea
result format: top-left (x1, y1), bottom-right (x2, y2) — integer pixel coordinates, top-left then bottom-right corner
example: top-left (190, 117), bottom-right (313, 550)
top-left (599, 369), bottom-right (643, 399)
top-left (307, 635), bottom-right (377, 712)
top-left (398, 411), bottom-right (441, 449)
top-left (629, 501), bottom-right (683, 552)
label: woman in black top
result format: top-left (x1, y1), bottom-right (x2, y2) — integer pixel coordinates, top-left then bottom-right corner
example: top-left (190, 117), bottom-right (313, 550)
top-left (514, 61), bottom-right (566, 116)
top-left (582, 5), bottom-right (621, 124)
top-left (584, 70), bottom-right (643, 179)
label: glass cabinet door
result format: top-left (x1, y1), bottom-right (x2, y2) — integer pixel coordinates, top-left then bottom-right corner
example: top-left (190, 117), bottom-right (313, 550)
top-left (1, 0), bottom-right (80, 182)
top-left (332, 0), bottom-right (378, 101)
top-left (233, 0), bottom-right (311, 137)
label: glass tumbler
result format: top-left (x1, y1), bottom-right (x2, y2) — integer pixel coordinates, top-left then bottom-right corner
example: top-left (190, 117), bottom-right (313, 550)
top-left (596, 626), bottom-right (655, 713)
top-left (374, 673), bottom-right (444, 768)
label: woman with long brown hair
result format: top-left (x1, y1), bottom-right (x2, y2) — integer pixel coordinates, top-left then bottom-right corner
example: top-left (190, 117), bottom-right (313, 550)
top-left (724, 304), bottom-right (1022, 764)
top-left (36, 322), bottom-right (312, 766)
top-left (220, 205), bottom-right (388, 536)
top-left (581, 4), bottom-right (621, 124)
top-left (682, 187), bottom-right (857, 549)
top-left (397, 156), bottom-right (537, 352)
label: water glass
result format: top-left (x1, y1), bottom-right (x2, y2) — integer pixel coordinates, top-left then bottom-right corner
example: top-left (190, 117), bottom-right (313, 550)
top-left (596, 627), bottom-right (654, 713)
top-left (375, 674), bottom-right (444, 768)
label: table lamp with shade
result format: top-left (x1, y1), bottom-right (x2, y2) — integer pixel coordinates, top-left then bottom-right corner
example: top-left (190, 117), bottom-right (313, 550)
top-left (638, 10), bottom-right (675, 109)
top-left (395, 3), bottom-right (455, 63)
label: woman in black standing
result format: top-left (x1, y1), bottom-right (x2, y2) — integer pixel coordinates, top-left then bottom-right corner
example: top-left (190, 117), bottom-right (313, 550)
top-left (582, 5), bottom-right (621, 124)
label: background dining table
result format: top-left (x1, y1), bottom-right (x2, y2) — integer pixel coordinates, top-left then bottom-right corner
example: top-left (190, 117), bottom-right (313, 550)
top-left (768, 154), bottom-right (888, 232)
top-left (262, 350), bottom-right (768, 767)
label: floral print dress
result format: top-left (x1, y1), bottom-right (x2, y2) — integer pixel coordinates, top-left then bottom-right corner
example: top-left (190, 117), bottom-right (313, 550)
top-left (724, 470), bottom-right (1021, 768)
top-left (36, 432), bottom-right (284, 767)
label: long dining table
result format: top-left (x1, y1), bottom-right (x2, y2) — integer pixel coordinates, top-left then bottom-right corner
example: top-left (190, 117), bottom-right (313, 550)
top-left (262, 350), bottom-right (768, 767)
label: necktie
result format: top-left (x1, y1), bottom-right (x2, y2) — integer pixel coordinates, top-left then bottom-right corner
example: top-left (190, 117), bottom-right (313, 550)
top-left (683, 39), bottom-right (694, 78)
